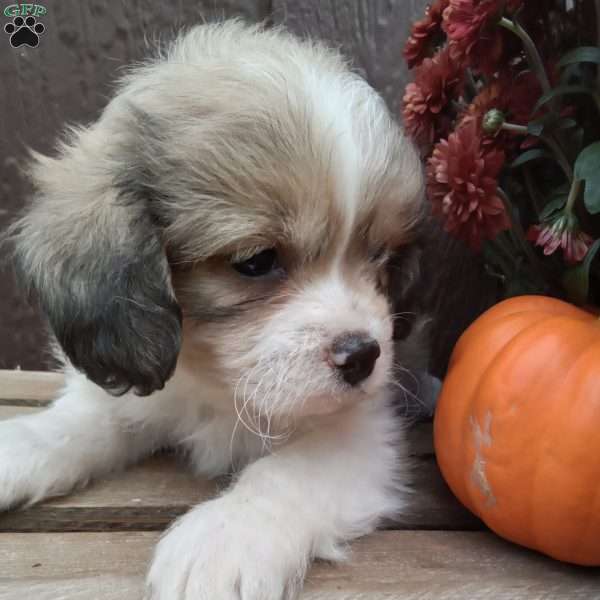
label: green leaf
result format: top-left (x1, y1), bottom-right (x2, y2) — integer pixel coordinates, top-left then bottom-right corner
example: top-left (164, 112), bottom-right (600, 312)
top-left (559, 46), bottom-right (600, 68)
top-left (563, 239), bottom-right (600, 305)
top-left (539, 195), bottom-right (567, 221)
top-left (574, 142), bottom-right (600, 214)
top-left (534, 85), bottom-right (596, 113)
top-left (510, 149), bottom-right (552, 168)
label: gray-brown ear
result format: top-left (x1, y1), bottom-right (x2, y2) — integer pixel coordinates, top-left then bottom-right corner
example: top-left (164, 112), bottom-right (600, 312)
top-left (388, 227), bottom-right (427, 344)
top-left (11, 126), bottom-right (182, 396)
top-left (389, 218), bottom-right (500, 378)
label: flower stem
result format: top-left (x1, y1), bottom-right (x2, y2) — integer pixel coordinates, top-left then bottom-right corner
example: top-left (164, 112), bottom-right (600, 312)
top-left (500, 122), bottom-right (573, 181)
top-left (500, 122), bottom-right (528, 135)
top-left (499, 17), bottom-right (552, 98)
top-left (565, 178), bottom-right (583, 213)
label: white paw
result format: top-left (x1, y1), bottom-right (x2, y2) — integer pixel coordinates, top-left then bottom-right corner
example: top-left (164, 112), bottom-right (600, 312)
top-left (0, 418), bottom-right (45, 509)
top-left (146, 495), bottom-right (309, 600)
top-left (0, 416), bottom-right (85, 510)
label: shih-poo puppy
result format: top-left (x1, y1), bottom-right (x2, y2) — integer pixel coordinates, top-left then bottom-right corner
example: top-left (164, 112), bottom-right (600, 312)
top-left (2, 19), bottom-right (431, 600)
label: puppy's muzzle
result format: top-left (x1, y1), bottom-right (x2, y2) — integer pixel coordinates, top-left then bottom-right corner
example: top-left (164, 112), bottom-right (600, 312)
top-left (330, 332), bottom-right (381, 386)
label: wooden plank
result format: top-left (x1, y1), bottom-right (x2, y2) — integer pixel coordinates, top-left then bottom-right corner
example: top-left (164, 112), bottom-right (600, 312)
top-left (0, 405), bottom-right (476, 532)
top-left (0, 406), bottom-right (39, 420)
top-left (0, 370), bottom-right (64, 405)
top-left (273, 0), bottom-right (430, 111)
top-left (0, 454), bottom-right (222, 532)
top-left (0, 455), bottom-right (477, 533)
top-left (1, 531), bottom-right (599, 599)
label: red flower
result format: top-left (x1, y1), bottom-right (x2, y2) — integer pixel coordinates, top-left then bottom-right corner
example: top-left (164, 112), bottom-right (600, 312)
top-left (427, 122), bottom-right (510, 250)
top-left (443, 0), bottom-right (514, 75)
top-left (404, 0), bottom-right (449, 69)
top-left (443, 0), bottom-right (502, 52)
top-left (402, 47), bottom-right (462, 154)
top-left (460, 71), bottom-right (540, 150)
top-left (527, 215), bottom-right (594, 264)
top-left (465, 71), bottom-right (542, 125)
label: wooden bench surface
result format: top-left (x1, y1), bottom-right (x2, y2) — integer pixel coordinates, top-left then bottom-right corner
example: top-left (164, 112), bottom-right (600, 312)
top-left (0, 371), bottom-right (599, 599)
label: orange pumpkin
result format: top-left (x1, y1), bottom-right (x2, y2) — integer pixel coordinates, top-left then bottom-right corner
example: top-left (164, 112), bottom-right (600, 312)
top-left (434, 295), bottom-right (600, 565)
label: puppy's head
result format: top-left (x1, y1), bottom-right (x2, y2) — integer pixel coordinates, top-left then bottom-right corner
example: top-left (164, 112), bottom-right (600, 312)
top-left (12, 21), bottom-right (424, 418)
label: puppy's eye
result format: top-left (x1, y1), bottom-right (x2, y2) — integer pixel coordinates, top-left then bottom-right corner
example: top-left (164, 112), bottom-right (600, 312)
top-left (232, 248), bottom-right (280, 277)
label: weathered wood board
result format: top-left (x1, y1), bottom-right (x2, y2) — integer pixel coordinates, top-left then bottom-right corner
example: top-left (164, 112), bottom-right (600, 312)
top-left (1, 531), bottom-right (599, 600)
top-left (273, 0), bottom-right (428, 110)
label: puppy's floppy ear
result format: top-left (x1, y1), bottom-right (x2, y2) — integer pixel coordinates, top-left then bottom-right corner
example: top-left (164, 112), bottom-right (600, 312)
top-left (11, 122), bottom-right (182, 396)
top-left (389, 217), bottom-right (500, 377)
top-left (388, 220), bottom-right (428, 344)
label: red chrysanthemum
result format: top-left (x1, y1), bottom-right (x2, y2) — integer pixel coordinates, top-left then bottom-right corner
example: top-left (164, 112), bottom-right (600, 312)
top-left (527, 215), bottom-right (594, 264)
top-left (402, 47), bottom-right (462, 154)
top-left (403, 0), bottom-right (449, 69)
top-left (443, 0), bottom-right (502, 50)
top-left (443, 0), bottom-right (514, 75)
top-left (427, 121), bottom-right (510, 250)
top-left (465, 71), bottom-right (542, 125)
top-left (460, 71), bottom-right (540, 150)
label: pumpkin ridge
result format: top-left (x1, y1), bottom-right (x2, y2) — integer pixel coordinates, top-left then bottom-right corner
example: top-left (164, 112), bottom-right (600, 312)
top-left (452, 311), bottom-right (554, 368)
top-left (536, 340), bottom-right (600, 562)
top-left (512, 328), bottom-right (600, 563)
top-left (457, 315), bottom-right (595, 538)
top-left (449, 300), bottom-right (591, 366)
top-left (436, 312), bottom-right (562, 515)
top-left (479, 296), bottom-right (593, 322)
top-left (478, 313), bottom-right (596, 413)
top-left (450, 314), bottom-right (556, 515)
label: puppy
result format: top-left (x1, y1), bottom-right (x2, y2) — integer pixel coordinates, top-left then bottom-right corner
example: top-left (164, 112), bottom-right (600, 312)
top-left (3, 21), bottom-right (425, 599)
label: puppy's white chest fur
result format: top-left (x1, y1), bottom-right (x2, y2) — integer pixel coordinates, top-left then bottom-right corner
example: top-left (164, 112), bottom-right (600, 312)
top-left (157, 363), bottom-right (269, 476)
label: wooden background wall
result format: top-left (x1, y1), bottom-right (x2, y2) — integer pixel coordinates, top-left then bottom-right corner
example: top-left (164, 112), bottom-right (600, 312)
top-left (0, 0), bottom-right (428, 370)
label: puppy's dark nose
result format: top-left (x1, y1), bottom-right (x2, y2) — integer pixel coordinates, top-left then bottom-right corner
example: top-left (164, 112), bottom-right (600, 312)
top-left (330, 332), bottom-right (381, 386)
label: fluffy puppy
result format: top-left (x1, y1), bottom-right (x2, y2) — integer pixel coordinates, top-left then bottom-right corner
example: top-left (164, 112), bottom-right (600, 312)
top-left (3, 21), bottom-right (425, 600)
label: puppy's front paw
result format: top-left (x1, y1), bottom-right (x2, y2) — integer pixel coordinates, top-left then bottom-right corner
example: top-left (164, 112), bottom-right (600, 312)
top-left (146, 496), bottom-right (308, 600)
top-left (0, 419), bottom-right (49, 509)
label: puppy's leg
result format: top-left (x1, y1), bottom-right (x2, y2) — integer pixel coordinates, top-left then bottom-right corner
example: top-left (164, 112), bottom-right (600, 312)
top-left (147, 397), bottom-right (405, 600)
top-left (0, 370), bottom-right (162, 509)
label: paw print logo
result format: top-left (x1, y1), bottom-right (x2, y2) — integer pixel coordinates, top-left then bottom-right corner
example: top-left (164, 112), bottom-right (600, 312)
top-left (4, 15), bottom-right (45, 48)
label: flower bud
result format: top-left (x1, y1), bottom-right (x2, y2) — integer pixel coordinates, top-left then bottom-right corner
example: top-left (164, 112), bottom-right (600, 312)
top-left (482, 109), bottom-right (506, 134)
